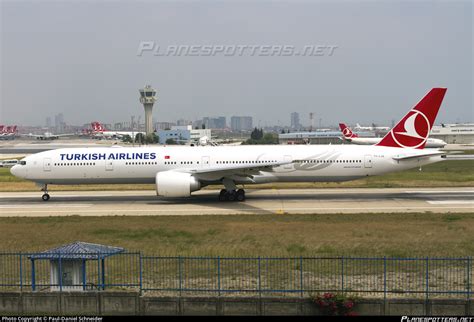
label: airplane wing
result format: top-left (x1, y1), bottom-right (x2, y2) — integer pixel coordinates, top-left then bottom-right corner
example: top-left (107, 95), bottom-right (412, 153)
top-left (55, 133), bottom-right (75, 137)
top-left (392, 151), bottom-right (446, 161)
top-left (177, 160), bottom-right (292, 181)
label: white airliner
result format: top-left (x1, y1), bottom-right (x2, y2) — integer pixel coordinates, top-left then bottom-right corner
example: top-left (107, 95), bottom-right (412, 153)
top-left (11, 88), bottom-right (448, 202)
top-left (23, 132), bottom-right (76, 141)
top-left (355, 123), bottom-right (390, 131)
top-left (338, 123), bottom-right (447, 148)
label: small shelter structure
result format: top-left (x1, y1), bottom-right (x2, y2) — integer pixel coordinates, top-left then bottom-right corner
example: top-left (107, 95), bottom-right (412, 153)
top-left (29, 241), bottom-right (124, 291)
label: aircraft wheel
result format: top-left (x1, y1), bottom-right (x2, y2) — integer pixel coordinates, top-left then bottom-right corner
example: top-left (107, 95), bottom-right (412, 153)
top-left (236, 189), bottom-right (245, 202)
top-left (42, 193), bottom-right (50, 201)
top-left (218, 189), bottom-right (227, 201)
top-left (227, 190), bottom-right (236, 202)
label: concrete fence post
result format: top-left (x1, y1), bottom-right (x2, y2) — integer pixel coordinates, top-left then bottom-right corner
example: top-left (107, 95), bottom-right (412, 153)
top-left (217, 256), bottom-right (221, 297)
top-left (19, 253), bottom-right (23, 292)
top-left (139, 253), bottom-right (143, 294)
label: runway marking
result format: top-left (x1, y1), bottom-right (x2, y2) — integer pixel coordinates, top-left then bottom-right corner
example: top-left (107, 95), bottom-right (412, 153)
top-left (0, 206), bottom-right (473, 215)
top-left (0, 204), bottom-right (93, 208)
top-left (405, 190), bottom-right (474, 194)
top-left (426, 201), bottom-right (474, 205)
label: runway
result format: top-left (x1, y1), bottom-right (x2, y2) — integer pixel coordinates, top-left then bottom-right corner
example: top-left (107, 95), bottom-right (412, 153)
top-left (0, 187), bottom-right (472, 216)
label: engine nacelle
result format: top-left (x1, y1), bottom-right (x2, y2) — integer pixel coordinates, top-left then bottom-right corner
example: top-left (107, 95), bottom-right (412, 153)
top-left (155, 171), bottom-right (201, 197)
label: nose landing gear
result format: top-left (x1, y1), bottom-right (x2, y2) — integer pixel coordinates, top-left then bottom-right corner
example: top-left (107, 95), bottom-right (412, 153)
top-left (41, 184), bottom-right (50, 201)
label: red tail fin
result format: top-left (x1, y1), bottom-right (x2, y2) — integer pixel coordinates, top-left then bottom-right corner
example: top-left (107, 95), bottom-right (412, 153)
top-left (91, 122), bottom-right (103, 133)
top-left (339, 123), bottom-right (358, 138)
top-left (376, 88), bottom-right (447, 149)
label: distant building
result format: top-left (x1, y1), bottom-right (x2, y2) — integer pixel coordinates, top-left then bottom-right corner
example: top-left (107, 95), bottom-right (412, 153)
top-left (155, 122), bottom-right (176, 130)
top-left (54, 113), bottom-right (65, 132)
top-left (290, 112), bottom-right (301, 130)
top-left (231, 116), bottom-right (253, 132)
top-left (114, 122), bottom-right (124, 131)
top-left (214, 117), bottom-right (226, 129)
top-left (157, 125), bottom-right (211, 144)
top-left (202, 116), bottom-right (226, 129)
top-left (430, 123), bottom-right (474, 144)
top-left (194, 117), bottom-right (227, 129)
top-left (177, 119), bottom-right (192, 126)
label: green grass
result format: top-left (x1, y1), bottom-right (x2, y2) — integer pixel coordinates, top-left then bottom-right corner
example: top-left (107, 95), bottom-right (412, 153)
top-left (1, 160), bottom-right (473, 191)
top-left (1, 213), bottom-right (473, 257)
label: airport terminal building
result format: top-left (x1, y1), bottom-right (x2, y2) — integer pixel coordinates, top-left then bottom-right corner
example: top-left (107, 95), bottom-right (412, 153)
top-left (157, 125), bottom-right (211, 144)
top-left (278, 130), bottom-right (376, 145)
top-left (430, 123), bottom-right (474, 144)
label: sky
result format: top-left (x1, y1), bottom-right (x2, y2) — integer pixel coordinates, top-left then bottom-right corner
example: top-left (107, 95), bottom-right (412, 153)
top-left (0, 0), bottom-right (472, 128)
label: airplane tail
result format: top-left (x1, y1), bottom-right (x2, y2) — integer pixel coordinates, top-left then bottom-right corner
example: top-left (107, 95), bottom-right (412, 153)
top-left (91, 122), bottom-right (104, 133)
top-left (339, 123), bottom-right (358, 139)
top-left (376, 88), bottom-right (447, 149)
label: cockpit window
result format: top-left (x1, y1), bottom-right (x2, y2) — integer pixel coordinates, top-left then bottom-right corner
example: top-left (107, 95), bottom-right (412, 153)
top-left (20, 161), bottom-right (26, 165)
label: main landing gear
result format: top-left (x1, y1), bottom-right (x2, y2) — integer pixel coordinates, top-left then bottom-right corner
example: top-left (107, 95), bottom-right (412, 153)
top-left (41, 184), bottom-right (50, 201)
top-left (218, 189), bottom-right (246, 202)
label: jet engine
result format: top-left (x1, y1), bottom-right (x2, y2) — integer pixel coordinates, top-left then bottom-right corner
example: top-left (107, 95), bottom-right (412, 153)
top-left (155, 171), bottom-right (201, 197)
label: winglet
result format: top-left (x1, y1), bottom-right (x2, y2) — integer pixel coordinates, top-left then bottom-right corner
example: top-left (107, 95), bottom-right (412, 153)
top-left (376, 88), bottom-right (447, 149)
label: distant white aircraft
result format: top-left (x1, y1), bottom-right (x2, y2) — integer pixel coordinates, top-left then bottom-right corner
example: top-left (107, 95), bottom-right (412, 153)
top-left (11, 88), bottom-right (448, 202)
top-left (23, 132), bottom-right (76, 140)
top-left (355, 123), bottom-right (390, 131)
top-left (339, 123), bottom-right (447, 148)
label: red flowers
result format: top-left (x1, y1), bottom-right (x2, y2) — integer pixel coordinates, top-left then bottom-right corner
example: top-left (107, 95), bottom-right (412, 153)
top-left (313, 293), bottom-right (357, 316)
top-left (344, 300), bottom-right (354, 309)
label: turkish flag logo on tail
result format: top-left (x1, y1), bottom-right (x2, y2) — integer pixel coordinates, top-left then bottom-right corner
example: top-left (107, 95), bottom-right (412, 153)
top-left (376, 88), bottom-right (447, 149)
top-left (339, 123), bottom-right (358, 139)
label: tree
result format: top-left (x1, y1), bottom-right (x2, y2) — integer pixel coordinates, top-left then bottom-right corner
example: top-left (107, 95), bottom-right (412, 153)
top-left (243, 129), bottom-right (278, 145)
top-left (250, 127), bottom-right (263, 140)
top-left (145, 133), bottom-right (159, 144)
top-left (166, 138), bottom-right (177, 145)
top-left (121, 135), bottom-right (133, 143)
top-left (135, 133), bottom-right (145, 145)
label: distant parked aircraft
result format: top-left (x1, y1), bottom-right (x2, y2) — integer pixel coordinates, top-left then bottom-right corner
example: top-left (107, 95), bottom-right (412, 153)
top-left (90, 122), bottom-right (145, 140)
top-left (339, 123), bottom-right (446, 148)
top-left (355, 123), bottom-right (390, 131)
top-left (23, 132), bottom-right (76, 140)
top-left (0, 125), bottom-right (18, 140)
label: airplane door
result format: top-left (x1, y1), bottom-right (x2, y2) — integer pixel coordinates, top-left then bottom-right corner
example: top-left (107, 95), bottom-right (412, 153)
top-left (201, 156), bottom-right (210, 168)
top-left (364, 154), bottom-right (373, 168)
top-left (105, 160), bottom-right (114, 171)
top-left (283, 155), bottom-right (292, 169)
top-left (43, 158), bottom-right (52, 172)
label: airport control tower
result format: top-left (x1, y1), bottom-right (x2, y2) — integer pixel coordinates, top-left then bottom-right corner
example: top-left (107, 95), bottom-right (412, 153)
top-left (139, 85), bottom-right (157, 136)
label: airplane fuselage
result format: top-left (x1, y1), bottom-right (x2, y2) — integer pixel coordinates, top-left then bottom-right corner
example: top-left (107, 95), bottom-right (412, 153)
top-left (11, 145), bottom-right (443, 186)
